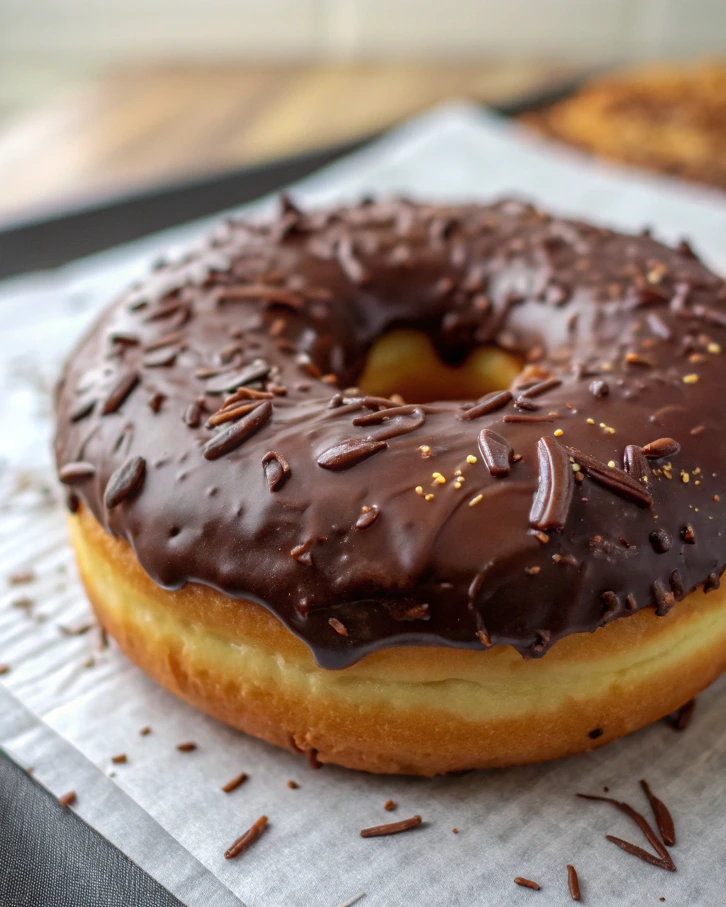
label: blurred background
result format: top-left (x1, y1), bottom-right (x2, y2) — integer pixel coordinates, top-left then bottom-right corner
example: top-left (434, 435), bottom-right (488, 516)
top-left (0, 0), bottom-right (724, 223)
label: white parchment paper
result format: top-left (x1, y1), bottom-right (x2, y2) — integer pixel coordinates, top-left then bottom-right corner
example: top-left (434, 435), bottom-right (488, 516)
top-left (2, 103), bottom-right (726, 907)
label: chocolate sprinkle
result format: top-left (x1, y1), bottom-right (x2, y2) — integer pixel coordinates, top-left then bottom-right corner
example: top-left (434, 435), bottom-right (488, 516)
top-left (202, 401), bottom-right (272, 460)
top-left (360, 815), bottom-right (422, 838)
top-left (222, 772), bottom-right (248, 793)
top-left (317, 438), bottom-right (388, 471)
top-left (101, 370), bottom-right (139, 415)
top-left (513, 878), bottom-right (541, 891)
top-left (642, 438), bottom-right (681, 459)
top-left (666, 699), bottom-right (695, 731)
top-left (623, 445), bottom-right (650, 483)
top-left (262, 450), bottom-right (291, 491)
top-left (104, 456), bottom-right (146, 509)
top-left (58, 791), bottom-right (76, 808)
top-left (566, 447), bottom-right (653, 507)
top-left (176, 742), bottom-right (197, 752)
top-left (530, 437), bottom-right (574, 531)
top-left (566, 865), bottom-right (581, 901)
top-left (224, 815), bottom-right (268, 859)
top-left (576, 793), bottom-right (675, 871)
top-left (59, 461), bottom-right (96, 484)
top-left (478, 429), bottom-right (514, 477)
top-left (459, 390), bottom-right (512, 421)
top-left (640, 779), bottom-right (676, 847)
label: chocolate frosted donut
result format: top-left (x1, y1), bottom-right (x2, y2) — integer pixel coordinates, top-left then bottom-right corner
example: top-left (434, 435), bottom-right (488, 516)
top-left (55, 198), bottom-right (726, 774)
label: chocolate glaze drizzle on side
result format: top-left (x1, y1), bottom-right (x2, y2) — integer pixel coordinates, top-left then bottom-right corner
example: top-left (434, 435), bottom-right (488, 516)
top-left (54, 198), bottom-right (726, 669)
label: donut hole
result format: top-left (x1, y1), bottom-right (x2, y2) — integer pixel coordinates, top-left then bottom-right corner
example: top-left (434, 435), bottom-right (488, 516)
top-left (356, 329), bottom-right (522, 403)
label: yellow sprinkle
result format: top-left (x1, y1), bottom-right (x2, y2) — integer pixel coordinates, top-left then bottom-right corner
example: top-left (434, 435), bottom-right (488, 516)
top-left (454, 481), bottom-right (463, 489)
top-left (693, 467), bottom-right (701, 475)
top-left (454, 469), bottom-right (462, 477)
top-left (571, 464), bottom-right (581, 473)
top-left (361, 505), bottom-right (371, 513)
top-left (466, 455), bottom-right (477, 465)
top-left (683, 373), bottom-right (699, 384)
top-left (604, 426), bottom-right (616, 435)
top-left (554, 429), bottom-right (564, 437)
top-left (708, 342), bottom-right (721, 354)
top-left (432, 472), bottom-right (446, 484)
top-left (415, 486), bottom-right (423, 495)
top-left (599, 422), bottom-right (606, 428)
top-left (681, 471), bottom-right (690, 484)
top-left (419, 445), bottom-right (431, 456)
top-left (607, 460), bottom-right (616, 468)
top-left (586, 418), bottom-right (595, 425)
top-left (469, 494), bottom-right (483, 507)
top-left (424, 493), bottom-right (435, 502)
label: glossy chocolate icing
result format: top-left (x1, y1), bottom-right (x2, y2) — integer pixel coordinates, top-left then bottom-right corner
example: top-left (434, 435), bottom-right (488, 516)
top-left (54, 198), bottom-right (726, 668)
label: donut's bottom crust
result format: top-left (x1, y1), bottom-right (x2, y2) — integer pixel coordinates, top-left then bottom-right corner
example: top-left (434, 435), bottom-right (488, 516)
top-left (69, 507), bottom-right (726, 775)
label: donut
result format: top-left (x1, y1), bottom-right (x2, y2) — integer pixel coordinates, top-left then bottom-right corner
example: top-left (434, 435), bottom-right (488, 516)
top-left (55, 197), bottom-right (726, 775)
top-left (522, 61), bottom-right (726, 191)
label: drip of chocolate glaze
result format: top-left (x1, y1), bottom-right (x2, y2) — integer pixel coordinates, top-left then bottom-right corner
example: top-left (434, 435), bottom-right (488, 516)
top-left (54, 198), bottom-right (726, 668)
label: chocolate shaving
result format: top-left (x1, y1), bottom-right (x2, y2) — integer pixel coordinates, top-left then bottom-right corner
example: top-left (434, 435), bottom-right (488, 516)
top-left (503, 413), bottom-right (557, 423)
top-left (202, 400), bottom-right (272, 460)
top-left (478, 429), bottom-right (514, 477)
top-left (640, 780), bottom-right (676, 847)
top-left (207, 400), bottom-right (263, 427)
top-left (337, 236), bottom-right (369, 285)
top-left (183, 399), bottom-right (204, 427)
top-left (104, 456), bottom-right (146, 509)
top-left (355, 506), bottom-right (379, 529)
top-left (566, 447), bottom-right (653, 507)
top-left (513, 878), bottom-right (541, 891)
top-left (529, 436), bottom-right (574, 531)
top-left (203, 361), bottom-right (271, 394)
top-left (360, 815), bottom-right (422, 838)
top-left (111, 754), bottom-right (127, 764)
top-left (70, 398), bottom-right (96, 422)
top-left (58, 791), bottom-right (76, 808)
top-left (222, 772), bottom-right (248, 793)
top-left (142, 346), bottom-right (179, 368)
top-left (218, 284), bottom-right (304, 309)
top-left (646, 312), bottom-right (672, 340)
top-left (101, 370), bottom-right (139, 415)
top-left (262, 450), bottom-right (291, 491)
top-left (317, 438), bottom-right (387, 471)
top-left (566, 865), bottom-right (580, 901)
top-left (576, 794), bottom-right (675, 871)
top-left (459, 390), bottom-right (512, 421)
top-left (666, 699), bottom-right (695, 731)
top-left (59, 461), bottom-right (96, 484)
top-left (224, 815), bottom-right (268, 859)
top-left (520, 377), bottom-right (561, 398)
top-left (606, 835), bottom-right (675, 871)
top-left (642, 438), bottom-right (680, 459)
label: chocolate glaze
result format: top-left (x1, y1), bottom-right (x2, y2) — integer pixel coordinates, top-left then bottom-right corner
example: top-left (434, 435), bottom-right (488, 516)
top-left (54, 198), bottom-right (726, 668)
